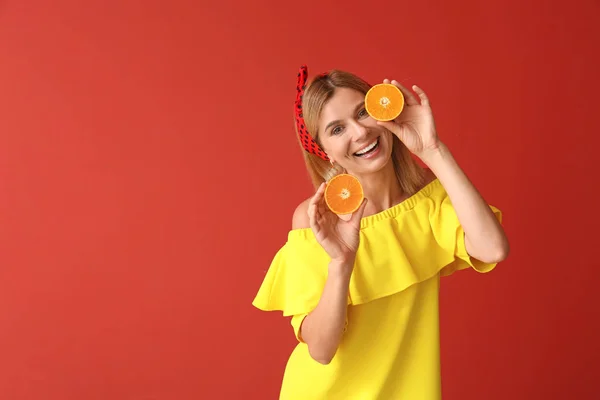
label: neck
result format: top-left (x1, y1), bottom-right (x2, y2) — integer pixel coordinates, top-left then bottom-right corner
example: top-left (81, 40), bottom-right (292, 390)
top-left (352, 161), bottom-right (404, 216)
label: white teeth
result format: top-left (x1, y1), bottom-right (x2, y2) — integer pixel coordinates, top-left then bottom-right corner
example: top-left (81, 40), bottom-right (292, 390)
top-left (355, 139), bottom-right (378, 155)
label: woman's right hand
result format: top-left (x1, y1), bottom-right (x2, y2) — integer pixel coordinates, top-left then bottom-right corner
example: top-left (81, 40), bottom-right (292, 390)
top-left (307, 181), bottom-right (368, 267)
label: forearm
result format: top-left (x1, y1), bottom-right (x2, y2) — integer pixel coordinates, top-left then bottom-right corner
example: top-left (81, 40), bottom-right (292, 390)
top-left (300, 259), bottom-right (352, 365)
top-left (421, 143), bottom-right (509, 263)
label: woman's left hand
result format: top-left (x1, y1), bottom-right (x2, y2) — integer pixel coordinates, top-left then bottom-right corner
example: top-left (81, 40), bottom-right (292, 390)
top-left (376, 79), bottom-right (442, 160)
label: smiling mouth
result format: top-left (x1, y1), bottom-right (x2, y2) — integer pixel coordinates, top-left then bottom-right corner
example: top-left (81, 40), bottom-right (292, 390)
top-left (353, 138), bottom-right (379, 157)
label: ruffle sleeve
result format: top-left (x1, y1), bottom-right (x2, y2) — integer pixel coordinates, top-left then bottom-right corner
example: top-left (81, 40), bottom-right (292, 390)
top-left (252, 234), bottom-right (332, 317)
top-left (429, 189), bottom-right (503, 276)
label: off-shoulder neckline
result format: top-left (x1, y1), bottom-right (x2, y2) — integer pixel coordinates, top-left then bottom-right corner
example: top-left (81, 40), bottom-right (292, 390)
top-left (289, 178), bottom-right (442, 239)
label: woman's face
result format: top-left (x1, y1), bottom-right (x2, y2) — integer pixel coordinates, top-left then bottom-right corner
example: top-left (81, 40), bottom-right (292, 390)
top-left (317, 87), bottom-right (394, 175)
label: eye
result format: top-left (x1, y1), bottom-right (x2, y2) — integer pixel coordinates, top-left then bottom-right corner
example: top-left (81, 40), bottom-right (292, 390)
top-left (332, 125), bottom-right (344, 135)
top-left (358, 108), bottom-right (368, 118)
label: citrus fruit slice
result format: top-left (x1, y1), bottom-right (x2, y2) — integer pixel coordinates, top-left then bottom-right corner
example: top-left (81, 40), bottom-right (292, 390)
top-left (364, 83), bottom-right (405, 121)
top-left (324, 174), bottom-right (364, 215)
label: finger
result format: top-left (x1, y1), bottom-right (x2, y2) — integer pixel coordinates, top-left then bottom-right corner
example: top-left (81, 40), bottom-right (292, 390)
top-left (308, 182), bottom-right (326, 228)
top-left (376, 120), bottom-right (402, 139)
top-left (308, 199), bottom-right (323, 231)
top-left (338, 213), bottom-right (352, 222)
top-left (308, 202), bottom-right (317, 228)
top-left (315, 182), bottom-right (328, 215)
top-left (309, 182), bottom-right (326, 207)
top-left (383, 78), bottom-right (390, 84)
top-left (391, 80), bottom-right (419, 106)
top-left (351, 197), bottom-right (369, 223)
top-left (412, 85), bottom-right (430, 107)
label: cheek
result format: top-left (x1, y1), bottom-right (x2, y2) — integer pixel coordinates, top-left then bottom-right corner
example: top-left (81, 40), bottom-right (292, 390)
top-left (321, 136), bottom-right (341, 150)
top-left (333, 140), bottom-right (349, 156)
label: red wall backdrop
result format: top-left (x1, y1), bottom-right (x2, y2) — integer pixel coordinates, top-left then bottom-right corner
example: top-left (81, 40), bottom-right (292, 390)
top-left (1, 0), bottom-right (598, 399)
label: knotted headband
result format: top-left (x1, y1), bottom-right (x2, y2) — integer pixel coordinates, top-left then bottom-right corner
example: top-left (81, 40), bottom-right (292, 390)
top-left (295, 65), bottom-right (330, 161)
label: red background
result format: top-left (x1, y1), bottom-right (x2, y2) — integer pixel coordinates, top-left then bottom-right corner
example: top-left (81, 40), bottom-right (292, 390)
top-left (1, 0), bottom-right (599, 399)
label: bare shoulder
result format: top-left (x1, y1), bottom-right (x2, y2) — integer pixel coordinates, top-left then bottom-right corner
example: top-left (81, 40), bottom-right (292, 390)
top-left (292, 197), bottom-right (312, 229)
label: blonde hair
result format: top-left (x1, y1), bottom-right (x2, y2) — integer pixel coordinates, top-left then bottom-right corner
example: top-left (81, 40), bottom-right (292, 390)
top-left (294, 69), bottom-right (425, 195)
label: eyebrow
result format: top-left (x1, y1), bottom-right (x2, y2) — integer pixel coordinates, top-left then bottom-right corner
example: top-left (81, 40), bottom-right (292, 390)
top-left (324, 101), bottom-right (365, 134)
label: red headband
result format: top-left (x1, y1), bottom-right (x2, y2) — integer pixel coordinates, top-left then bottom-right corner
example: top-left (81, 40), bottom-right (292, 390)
top-left (295, 65), bottom-right (330, 161)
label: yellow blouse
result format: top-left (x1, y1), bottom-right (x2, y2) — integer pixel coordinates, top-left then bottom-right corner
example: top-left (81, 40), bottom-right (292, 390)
top-left (252, 178), bottom-right (503, 399)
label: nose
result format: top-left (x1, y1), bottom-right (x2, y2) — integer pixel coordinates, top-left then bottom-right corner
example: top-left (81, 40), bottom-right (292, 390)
top-left (349, 121), bottom-right (369, 142)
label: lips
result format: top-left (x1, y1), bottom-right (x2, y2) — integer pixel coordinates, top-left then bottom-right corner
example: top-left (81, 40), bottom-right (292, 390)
top-left (353, 138), bottom-right (380, 157)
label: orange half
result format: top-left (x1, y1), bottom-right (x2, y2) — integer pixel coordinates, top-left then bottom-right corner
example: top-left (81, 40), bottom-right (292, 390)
top-left (324, 174), bottom-right (364, 215)
top-left (364, 83), bottom-right (405, 121)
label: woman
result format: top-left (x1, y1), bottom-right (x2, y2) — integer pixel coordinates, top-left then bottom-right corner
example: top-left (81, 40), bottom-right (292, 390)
top-left (252, 65), bottom-right (509, 399)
